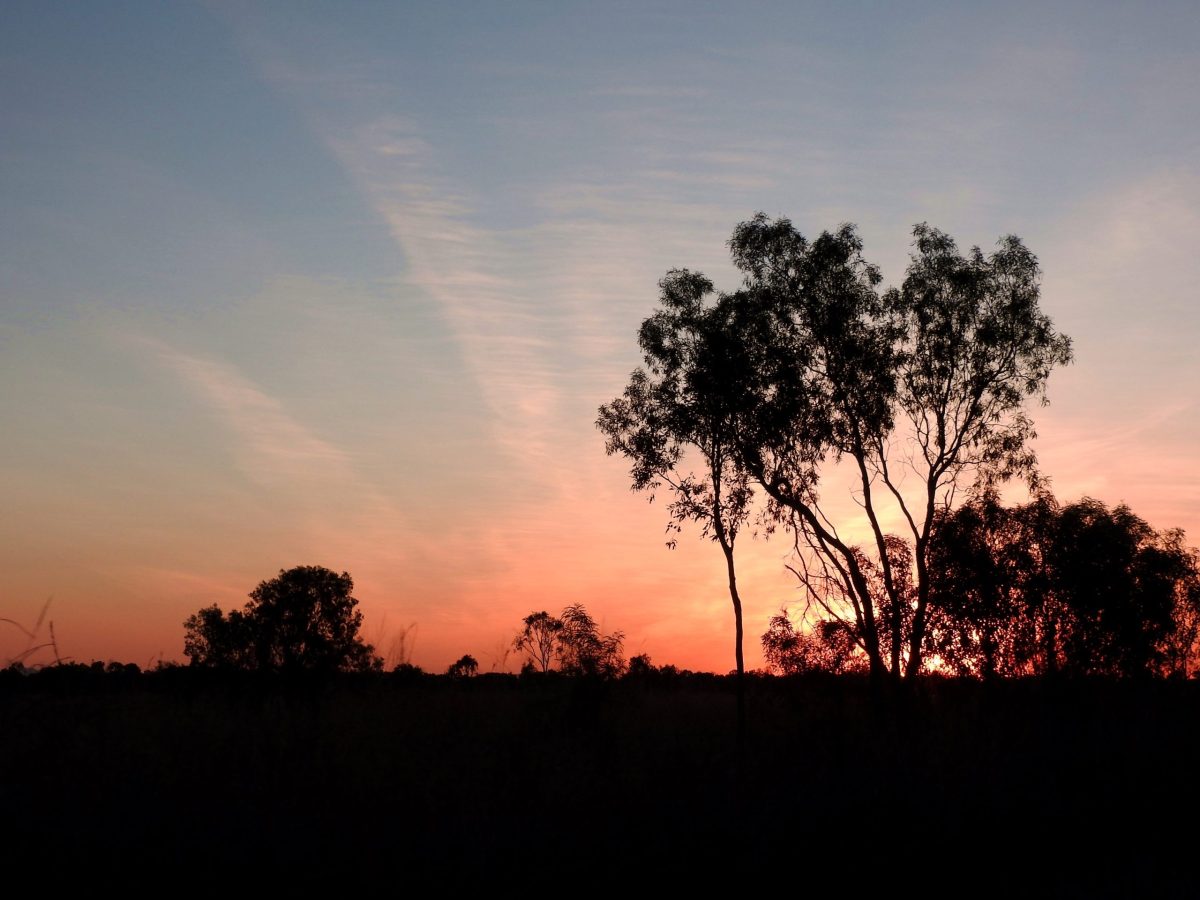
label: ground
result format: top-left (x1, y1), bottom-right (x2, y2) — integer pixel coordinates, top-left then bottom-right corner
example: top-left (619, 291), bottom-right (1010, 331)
top-left (2, 669), bottom-right (1195, 891)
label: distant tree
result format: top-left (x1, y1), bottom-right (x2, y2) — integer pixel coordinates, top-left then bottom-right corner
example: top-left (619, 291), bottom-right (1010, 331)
top-left (1050, 499), bottom-right (1197, 677)
top-left (183, 605), bottom-right (256, 669)
top-left (447, 654), bottom-right (478, 678)
top-left (626, 653), bottom-right (656, 677)
top-left (1159, 536), bottom-right (1200, 679)
top-left (512, 611), bottom-right (563, 673)
top-left (183, 566), bottom-right (381, 673)
top-left (926, 491), bottom-right (1049, 678)
top-left (558, 604), bottom-right (625, 678)
top-left (512, 604), bottom-right (625, 678)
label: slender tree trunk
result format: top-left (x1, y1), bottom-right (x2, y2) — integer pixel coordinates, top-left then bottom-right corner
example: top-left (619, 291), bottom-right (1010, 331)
top-left (718, 535), bottom-right (746, 755)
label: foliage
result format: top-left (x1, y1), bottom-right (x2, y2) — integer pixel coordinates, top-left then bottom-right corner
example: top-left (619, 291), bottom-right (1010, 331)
top-left (597, 268), bottom-right (755, 710)
top-left (616, 214), bottom-right (1072, 680)
top-left (626, 653), bottom-right (656, 677)
top-left (183, 565), bottom-right (382, 673)
top-left (761, 613), bottom-right (864, 675)
top-left (765, 492), bottom-right (1200, 680)
top-left (512, 611), bottom-right (563, 673)
top-left (447, 654), bottom-right (479, 678)
top-left (512, 604), bottom-right (625, 678)
top-left (927, 493), bottom-right (1200, 678)
top-left (558, 603), bottom-right (625, 677)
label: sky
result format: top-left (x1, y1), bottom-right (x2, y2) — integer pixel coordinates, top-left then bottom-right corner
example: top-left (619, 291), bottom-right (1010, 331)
top-left (2, 1), bottom-right (1198, 672)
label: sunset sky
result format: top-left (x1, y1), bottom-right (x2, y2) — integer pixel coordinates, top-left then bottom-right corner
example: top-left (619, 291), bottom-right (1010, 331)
top-left (3, 1), bottom-right (1198, 672)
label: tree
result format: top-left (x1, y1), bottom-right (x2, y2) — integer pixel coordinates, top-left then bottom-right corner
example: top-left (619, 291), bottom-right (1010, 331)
top-left (182, 604), bottom-right (257, 670)
top-left (626, 653), bottom-right (656, 677)
top-left (512, 611), bottom-right (563, 673)
top-left (648, 215), bottom-right (1071, 681)
top-left (511, 605), bottom-right (625, 678)
top-left (598, 268), bottom-right (754, 736)
top-left (447, 654), bottom-right (478, 678)
top-left (183, 566), bottom-right (381, 673)
top-left (1050, 499), bottom-right (1198, 677)
top-left (557, 603), bottom-right (625, 678)
top-left (927, 493), bottom-right (1200, 678)
top-left (926, 489), bottom-right (1057, 678)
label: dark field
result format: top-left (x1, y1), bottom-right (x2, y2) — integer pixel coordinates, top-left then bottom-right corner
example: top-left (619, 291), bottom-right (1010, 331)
top-left (3, 670), bottom-right (1197, 890)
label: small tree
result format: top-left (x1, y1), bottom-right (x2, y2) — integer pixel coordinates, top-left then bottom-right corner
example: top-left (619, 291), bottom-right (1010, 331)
top-left (512, 611), bottom-right (563, 673)
top-left (626, 653), bottom-right (656, 677)
top-left (183, 605), bottom-right (257, 670)
top-left (183, 566), bottom-right (381, 673)
top-left (447, 654), bottom-right (478, 678)
top-left (557, 603), bottom-right (625, 678)
top-left (512, 605), bottom-right (625, 678)
top-left (761, 614), bottom-right (863, 675)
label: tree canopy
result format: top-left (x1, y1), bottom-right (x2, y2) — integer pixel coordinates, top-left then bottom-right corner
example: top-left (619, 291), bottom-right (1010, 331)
top-left (183, 565), bottom-right (381, 673)
top-left (598, 268), bottom-right (754, 732)
top-left (928, 493), bottom-right (1200, 678)
top-left (603, 214), bottom-right (1074, 681)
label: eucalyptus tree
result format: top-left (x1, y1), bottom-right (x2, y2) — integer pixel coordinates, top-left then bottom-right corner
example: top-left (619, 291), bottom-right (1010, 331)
top-left (513, 611), bottom-right (563, 673)
top-left (598, 269), bottom-right (754, 736)
top-left (604, 214), bottom-right (1072, 683)
top-left (725, 215), bottom-right (1072, 679)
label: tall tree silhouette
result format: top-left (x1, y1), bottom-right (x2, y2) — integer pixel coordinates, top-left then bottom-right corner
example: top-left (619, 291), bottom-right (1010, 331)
top-left (626, 216), bottom-right (1071, 681)
top-left (598, 269), bottom-right (754, 738)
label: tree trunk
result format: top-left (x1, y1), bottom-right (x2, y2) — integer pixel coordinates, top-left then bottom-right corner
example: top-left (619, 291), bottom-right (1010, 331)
top-left (905, 543), bottom-right (931, 679)
top-left (719, 537), bottom-right (747, 755)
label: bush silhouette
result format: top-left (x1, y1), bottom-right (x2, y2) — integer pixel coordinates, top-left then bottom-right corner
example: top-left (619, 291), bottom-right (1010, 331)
top-left (183, 565), bottom-right (381, 673)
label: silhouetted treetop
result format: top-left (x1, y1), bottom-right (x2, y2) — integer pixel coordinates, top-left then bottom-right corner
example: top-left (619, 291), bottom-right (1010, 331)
top-left (598, 265), bottom-right (755, 728)
top-left (447, 654), bottom-right (478, 678)
top-left (929, 494), bottom-right (1200, 678)
top-left (183, 565), bottom-right (381, 673)
top-left (512, 604), bottom-right (625, 678)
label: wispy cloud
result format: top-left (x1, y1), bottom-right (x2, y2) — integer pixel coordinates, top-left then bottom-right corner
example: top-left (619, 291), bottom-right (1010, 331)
top-left (131, 333), bottom-right (353, 487)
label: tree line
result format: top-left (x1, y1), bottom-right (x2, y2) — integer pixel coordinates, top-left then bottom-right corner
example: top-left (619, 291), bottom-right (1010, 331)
top-left (178, 565), bottom-right (631, 678)
top-left (102, 214), bottom-right (1200, 685)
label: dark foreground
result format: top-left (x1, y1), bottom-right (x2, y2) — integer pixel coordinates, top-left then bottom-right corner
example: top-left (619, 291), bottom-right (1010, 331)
top-left (2, 669), bottom-right (1197, 890)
